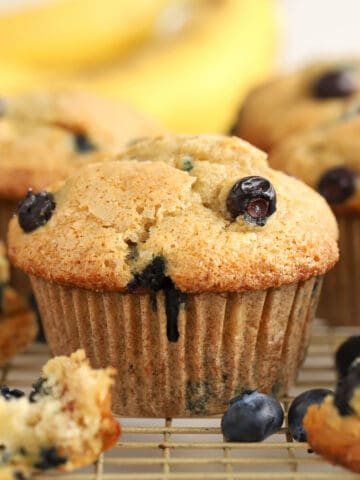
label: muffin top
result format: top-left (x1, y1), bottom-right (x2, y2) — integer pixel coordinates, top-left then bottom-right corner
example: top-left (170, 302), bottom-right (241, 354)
top-left (8, 134), bottom-right (338, 293)
top-left (269, 113), bottom-right (360, 215)
top-left (0, 90), bottom-right (161, 200)
top-left (233, 61), bottom-right (360, 151)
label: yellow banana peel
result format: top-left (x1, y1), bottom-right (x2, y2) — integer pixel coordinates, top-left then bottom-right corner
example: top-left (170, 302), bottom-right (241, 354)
top-left (0, 0), bottom-right (277, 134)
top-left (79, 0), bottom-right (278, 133)
top-left (0, 0), bottom-right (170, 70)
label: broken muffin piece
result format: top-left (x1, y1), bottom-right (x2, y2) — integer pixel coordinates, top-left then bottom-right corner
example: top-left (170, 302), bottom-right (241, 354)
top-left (304, 363), bottom-right (360, 473)
top-left (0, 350), bottom-right (120, 472)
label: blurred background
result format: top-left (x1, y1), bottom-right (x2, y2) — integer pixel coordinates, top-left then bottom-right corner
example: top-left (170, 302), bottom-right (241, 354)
top-left (279, 0), bottom-right (360, 68)
top-left (0, 0), bottom-right (359, 133)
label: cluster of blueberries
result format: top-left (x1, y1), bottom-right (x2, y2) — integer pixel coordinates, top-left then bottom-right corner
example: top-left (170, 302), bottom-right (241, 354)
top-left (221, 336), bottom-right (360, 443)
top-left (0, 376), bottom-right (45, 403)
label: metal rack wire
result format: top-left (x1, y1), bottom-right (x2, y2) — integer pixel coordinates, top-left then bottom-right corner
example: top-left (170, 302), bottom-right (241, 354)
top-left (3, 320), bottom-right (360, 480)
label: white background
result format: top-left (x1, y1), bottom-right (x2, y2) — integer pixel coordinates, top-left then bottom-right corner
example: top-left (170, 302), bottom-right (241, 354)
top-left (0, 0), bottom-right (360, 69)
top-left (278, 0), bottom-right (360, 68)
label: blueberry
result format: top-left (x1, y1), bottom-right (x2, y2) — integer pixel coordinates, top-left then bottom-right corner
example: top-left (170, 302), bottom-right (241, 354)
top-left (0, 385), bottom-right (26, 400)
top-left (312, 69), bottom-right (356, 99)
top-left (334, 363), bottom-right (360, 416)
top-left (221, 390), bottom-right (284, 442)
top-left (288, 389), bottom-right (333, 441)
top-left (335, 336), bottom-right (360, 378)
top-left (17, 189), bottom-right (56, 233)
top-left (317, 166), bottom-right (356, 204)
top-left (226, 176), bottom-right (276, 226)
top-left (180, 155), bottom-right (194, 172)
top-left (73, 133), bottom-right (97, 153)
top-left (34, 447), bottom-right (67, 470)
top-left (29, 377), bottom-right (48, 403)
top-left (127, 257), bottom-right (185, 343)
top-left (14, 472), bottom-right (28, 480)
top-left (127, 256), bottom-right (167, 292)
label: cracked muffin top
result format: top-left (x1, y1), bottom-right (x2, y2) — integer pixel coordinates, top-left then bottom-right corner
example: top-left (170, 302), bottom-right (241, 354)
top-left (8, 134), bottom-right (338, 292)
top-left (0, 90), bottom-right (161, 200)
top-left (232, 61), bottom-right (360, 151)
top-left (269, 113), bottom-right (360, 216)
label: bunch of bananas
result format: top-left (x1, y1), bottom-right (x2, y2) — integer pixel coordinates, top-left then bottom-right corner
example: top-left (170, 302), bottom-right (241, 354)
top-left (0, 0), bottom-right (277, 133)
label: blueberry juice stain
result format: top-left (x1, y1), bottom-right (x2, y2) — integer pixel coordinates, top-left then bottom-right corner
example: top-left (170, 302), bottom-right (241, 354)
top-left (127, 256), bottom-right (186, 342)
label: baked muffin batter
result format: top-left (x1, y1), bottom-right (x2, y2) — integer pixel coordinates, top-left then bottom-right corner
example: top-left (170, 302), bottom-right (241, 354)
top-left (0, 90), bottom-right (161, 201)
top-left (8, 134), bottom-right (338, 292)
top-left (0, 350), bottom-right (120, 472)
top-left (304, 364), bottom-right (360, 473)
top-left (233, 61), bottom-right (360, 151)
top-left (7, 134), bottom-right (339, 416)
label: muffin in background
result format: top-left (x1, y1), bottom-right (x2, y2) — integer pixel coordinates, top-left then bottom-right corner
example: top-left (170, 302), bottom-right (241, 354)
top-left (231, 61), bottom-right (360, 152)
top-left (0, 241), bottom-right (37, 363)
top-left (270, 112), bottom-right (360, 325)
top-left (8, 134), bottom-right (338, 417)
top-left (0, 89), bottom-right (162, 292)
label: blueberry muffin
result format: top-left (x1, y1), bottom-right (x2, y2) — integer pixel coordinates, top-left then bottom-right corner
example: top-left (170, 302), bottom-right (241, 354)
top-left (0, 350), bottom-right (120, 473)
top-left (304, 363), bottom-right (360, 472)
top-left (7, 134), bottom-right (338, 417)
top-left (231, 61), bottom-right (360, 151)
top-left (0, 242), bottom-right (37, 364)
top-left (0, 89), bottom-right (161, 292)
top-left (269, 112), bottom-right (360, 325)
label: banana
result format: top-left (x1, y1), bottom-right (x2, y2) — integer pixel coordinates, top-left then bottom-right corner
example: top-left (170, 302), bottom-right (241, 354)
top-left (0, 0), bottom-right (277, 133)
top-left (0, 0), bottom-right (170, 70)
top-left (0, 62), bottom-right (50, 94)
top-left (79, 0), bottom-right (277, 133)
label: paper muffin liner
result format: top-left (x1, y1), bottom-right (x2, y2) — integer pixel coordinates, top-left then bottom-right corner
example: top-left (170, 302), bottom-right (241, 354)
top-left (318, 215), bottom-right (360, 326)
top-left (30, 275), bottom-right (321, 417)
top-left (0, 200), bottom-right (33, 296)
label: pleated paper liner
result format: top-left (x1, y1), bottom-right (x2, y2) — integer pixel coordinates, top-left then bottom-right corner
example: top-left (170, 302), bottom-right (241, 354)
top-left (318, 215), bottom-right (360, 325)
top-left (30, 275), bottom-right (321, 417)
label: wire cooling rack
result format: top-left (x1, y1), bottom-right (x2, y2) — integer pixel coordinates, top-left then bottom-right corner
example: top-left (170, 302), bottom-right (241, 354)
top-left (2, 320), bottom-right (360, 480)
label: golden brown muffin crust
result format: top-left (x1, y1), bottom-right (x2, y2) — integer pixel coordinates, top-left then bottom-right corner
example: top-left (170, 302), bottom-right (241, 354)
top-left (0, 90), bottom-right (161, 200)
top-left (269, 115), bottom-right (360, 215)
top-left (235, 61), bottom-right (360, 151)
top-left (304, 389), bottom-right (360, 473)
top-left (7, 134), bottom-right (338, 293)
